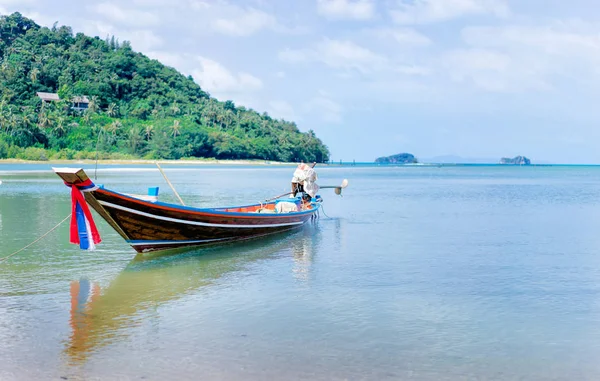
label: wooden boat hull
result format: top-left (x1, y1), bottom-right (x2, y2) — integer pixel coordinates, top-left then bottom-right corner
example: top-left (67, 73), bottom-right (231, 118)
top-left (91, 188), bottom-right (317, 253)
top-left (54, 167), bottom-right (320, 253)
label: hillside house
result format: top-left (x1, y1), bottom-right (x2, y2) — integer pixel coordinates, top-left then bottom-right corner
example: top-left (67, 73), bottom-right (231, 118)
top-left (36, 92), bottom-right (90, 111)
top-left (36, 92), bottom-right (60, 104)
top-left (71, 96), bottom-right (90, 111)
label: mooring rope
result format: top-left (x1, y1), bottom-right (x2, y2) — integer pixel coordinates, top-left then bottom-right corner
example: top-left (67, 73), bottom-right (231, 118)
top-left (319, 204), bottom-right (332, 219)
top-left (0, 215), bottom-right (71, 264)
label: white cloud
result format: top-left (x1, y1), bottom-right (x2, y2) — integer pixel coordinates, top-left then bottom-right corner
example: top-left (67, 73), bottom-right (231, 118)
top-left (131, 0), bottom-right (187, 6)
top-left (395, 64), bottom-right (431, 75)
top-left (363, 78), bottom-right (441, 103)
top-left (146, 51), bottom-right (185, 69)
top-left (368, 27), bottom-right (432, 46)
top-left (443, 21), bottom-right (600, 92)
top-left (279, 37), bottom-right (431, 81)
top-left (188, 1), bottom-right (211, 11)
top-left (212, 8), bottom-right (276, 37)
top-left (18, 10), bottom-right (56, 27)
top-left (443, 49), bottom-right (524, 92)
top-left (78, 20), bottom-right (116, 38)
top-left (238, 72), bottom-right (263, 90)
top-left (144, 52), bottom-right (264, 103)
top-left (78, 21), bottom-right (163, 51)
top-left (443, 48), bottom-right (552, 93)
top-left (267, 100), bottom-right (298, 121)
top-left (462, 23), bottom-right (600, 60)
top-left (280, 38), bottom-right (387, 74)
top-left (317, 0), bottom-right (376, 20)
top-left (141, 51), bottom-right (264, 105)
top-left (446, 49), bottom-right (510, 73)
top-left (151, 1), bottom-right (299, 37)
top-left (305, 94), bottom-right (342, 123)
top-left (278, 48), bottom-right (310, 64)
top-left (0, 0), bottom-right (37, 6)
top-left (90, 2), bottom-right (160, 27)
top-left (191, 56), bottom-right (263, 99)
top-left (319, 39), bottom-right (387, 72)
top-left (122, 29), bottom-right (164, 51)
top-left (390, 0), bottom-right (509, 25)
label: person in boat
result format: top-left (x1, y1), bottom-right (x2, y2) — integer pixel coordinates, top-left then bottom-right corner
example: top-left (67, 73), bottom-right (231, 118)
top-left (291, 161), bottom-right (318, 203)
top-left (291, 161), bottom-right (316, 196)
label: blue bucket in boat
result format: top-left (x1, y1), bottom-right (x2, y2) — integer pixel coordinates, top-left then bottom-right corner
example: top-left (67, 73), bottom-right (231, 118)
top-left (148, 187), bottom-right (159, 197)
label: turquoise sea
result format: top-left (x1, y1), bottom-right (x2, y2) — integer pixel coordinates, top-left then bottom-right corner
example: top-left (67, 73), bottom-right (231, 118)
top-left (2, 163), bottom-right (600, 380)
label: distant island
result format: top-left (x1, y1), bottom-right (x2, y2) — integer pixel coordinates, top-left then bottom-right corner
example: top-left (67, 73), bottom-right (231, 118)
top-left (500, 156), bottom-right (531, 165)
top-left (375, 153), bottom-right (418, 164)
top-left (0, 12), bottom-right (329, 162)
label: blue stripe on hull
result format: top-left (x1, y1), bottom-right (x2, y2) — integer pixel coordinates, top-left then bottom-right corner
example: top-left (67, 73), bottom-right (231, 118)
top-left (75, 202), bottom-right (90, 250)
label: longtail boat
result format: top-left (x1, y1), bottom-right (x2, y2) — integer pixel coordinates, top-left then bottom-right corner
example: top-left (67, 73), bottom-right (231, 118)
top-left (53, 166), bottom-right (346, 254)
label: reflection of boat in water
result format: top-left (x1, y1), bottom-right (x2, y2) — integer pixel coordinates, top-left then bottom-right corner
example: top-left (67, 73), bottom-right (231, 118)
top-left (65, 225), bottom-right (321, 363)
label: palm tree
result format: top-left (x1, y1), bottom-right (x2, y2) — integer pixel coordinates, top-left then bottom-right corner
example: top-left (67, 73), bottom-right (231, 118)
top-left (12, 124), bottom-right (34, 147)
top-left (106, 103), bottom-right (118, 117)
top-left (127, 127), bottom-right (143, 154)
top-left (38, 112), bottom-right (51, 129)
top-left (170, 102), bottom-right (180, 116)
top-left (171, 120), bottom-right (181, 137)
top-left (0, 60), bottom-right (9, 73)
top-left (205, 108), bottom-right (218, 126)
top-left (53, 117), bottom-right (66, 137)
top-left (110, 73), bottom-right (120, 94)
top-left (216, 113), bottom-right (225, 129)
top-left (223, 111), bottom-right (235, 129)
top-left (6, 113), bottom-right (18, 136)
top-left (88, 96), bottom-right (99, 114)
top-left (21, 112), bottom-right (35, 130)
top-left (82, 111), bottom-right (92, 125)
top-left (144, 125), bottom-right (154, 141)
top-left (0, 112), bottom-right (7, 133)
top-left (0, 102), bottom-right (11, 132)
top-left (95, 125), bottom-right (107, 156)
top-left (29, 68), bottom-right (40, 83)
top-left (199, 115), bottom-right (209, 126)
top-left (109, 120), bottom-right (122, 135)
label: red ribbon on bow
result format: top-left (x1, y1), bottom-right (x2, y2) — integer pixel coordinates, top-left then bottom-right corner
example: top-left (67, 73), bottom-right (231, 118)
top-left (65, 179), bottom-right (101, 247)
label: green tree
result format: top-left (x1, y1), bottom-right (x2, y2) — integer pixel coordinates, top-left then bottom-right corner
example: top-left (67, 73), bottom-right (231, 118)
top-left (144, 124), bottom-right (153, 141)
top-left (87, 96), bottom-right (99, 114)
top-left (106, 103), bottom-right (118, 117)
top-left (171, 119), bottom-right (180, 137)
top-left (127, 127), bottom-right (142, 154)
top-left (29, 67), bottom-right (40, 83)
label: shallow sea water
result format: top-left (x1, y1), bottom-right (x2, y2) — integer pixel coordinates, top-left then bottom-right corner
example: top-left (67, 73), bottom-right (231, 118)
top-left (2, 164), bottom-right (600, 380)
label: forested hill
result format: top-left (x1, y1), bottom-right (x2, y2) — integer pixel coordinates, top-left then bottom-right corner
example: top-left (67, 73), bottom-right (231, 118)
top-left (0, 12), bottom-right (330, 162)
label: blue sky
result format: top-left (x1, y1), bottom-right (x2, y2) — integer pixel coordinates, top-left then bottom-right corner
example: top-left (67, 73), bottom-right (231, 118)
top-left (2, 0), bottom-right (600, 163)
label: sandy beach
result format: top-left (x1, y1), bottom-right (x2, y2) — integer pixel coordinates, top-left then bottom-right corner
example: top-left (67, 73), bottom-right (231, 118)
top-left (0, 158), bottom-right (300, 166)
